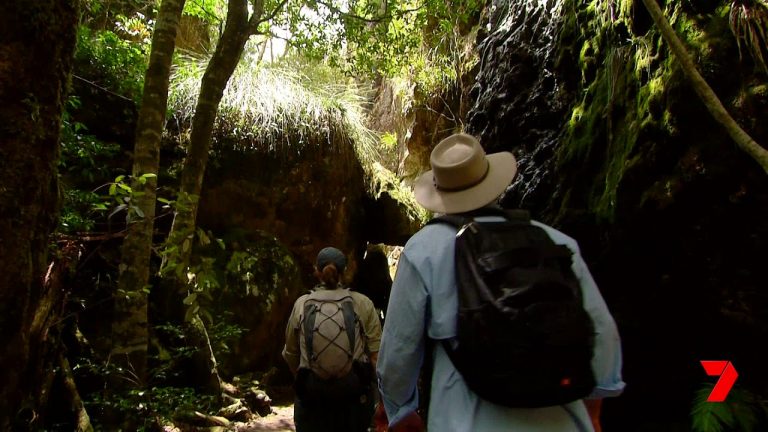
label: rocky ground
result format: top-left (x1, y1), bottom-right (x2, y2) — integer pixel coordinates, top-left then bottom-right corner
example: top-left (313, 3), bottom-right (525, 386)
top-left (234, 405), bottom-right (295, 432)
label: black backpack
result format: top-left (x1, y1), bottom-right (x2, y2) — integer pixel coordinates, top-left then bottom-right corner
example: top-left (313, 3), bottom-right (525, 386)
top-left (427, 208), bottom-right (596, 407)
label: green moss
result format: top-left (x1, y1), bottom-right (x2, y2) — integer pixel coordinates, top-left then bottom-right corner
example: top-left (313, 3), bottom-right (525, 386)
top-left (748, 83), bottom-right (768, 97)
top-left (556, 1), bottom-right (692, 221)
top-left (369, 162), bottom-right (430, 224)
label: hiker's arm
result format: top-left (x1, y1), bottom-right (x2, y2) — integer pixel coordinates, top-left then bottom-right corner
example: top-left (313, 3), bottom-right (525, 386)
top-left (377, 255), bottom-right (428, 427)
top-left (361, 296), bottom-right (383, 365)
top-left (281, 300), bottom-right (302, 375)
top-left (584, 398), bottom-right (603, 432)
top-left (571, 251), bottom-right (625, 399)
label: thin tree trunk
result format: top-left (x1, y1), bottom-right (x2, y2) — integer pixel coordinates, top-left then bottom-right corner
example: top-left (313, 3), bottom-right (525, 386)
top-left (60, 353), bottom-right (94, 432)
top-left (165, 0), bottom-right (265, 396)
top-left (641, 0), bottom-right (768, 174)
top-left (111, 0), bottom-right (186, 385)
top-left (0, 0), bottom-right (79, 428)
top-left (172, 0), bottom-right (256, 236)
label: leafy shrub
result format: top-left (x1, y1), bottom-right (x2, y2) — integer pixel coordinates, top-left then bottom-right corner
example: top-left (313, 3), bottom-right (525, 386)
top-left (59, 96), bottom-right (125, 233)
top-left (60, 97), bottom-right (123, 186)
top-left (59, 189), bottom-right (103, 233)
top-left (75, 25), bottom-right (149, 101)
top-left (691, 384), bottom-right (768, 431)
top-left (85, 385), bottom-right (217, 431)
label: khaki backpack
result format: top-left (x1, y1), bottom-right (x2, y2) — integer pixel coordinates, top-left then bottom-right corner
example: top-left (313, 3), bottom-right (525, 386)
top-left (298, 288), bottom-right (367, 380)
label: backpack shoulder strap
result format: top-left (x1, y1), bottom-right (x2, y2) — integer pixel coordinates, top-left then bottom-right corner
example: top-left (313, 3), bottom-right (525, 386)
top-left (340, 299), bottom-right (357, 357)
top-left (425, 208), bottom-right (532, 229)
top-left (425, 214), bottom-right (467, 228)
top-left (302, 297), bottom-right (319, 362)
top-left (502, 208), bottom-right (531, 223)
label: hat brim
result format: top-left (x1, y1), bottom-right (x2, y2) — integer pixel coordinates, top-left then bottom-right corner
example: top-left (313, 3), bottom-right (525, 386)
top-left (414, 152), bottom-right (517, 214)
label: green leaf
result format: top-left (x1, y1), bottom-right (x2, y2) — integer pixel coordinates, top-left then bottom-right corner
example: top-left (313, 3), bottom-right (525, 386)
top-left (197, 228), bottom-right (210, 245)
top-left (109, 183), bottom-right (117, 196)
top-left (184, 306), bottom-right (195, 322)
top-left (140, 173), bottom-right (157, 179)
top-left (115, 175), bottom-right (125, 183)
top-left (201, 309), bottom-right (214, 325)
top-left (118, 183), bottom-right (132, 192)
top-left (183, 293), bottom-right (198, 305)
top-left (199, 290), bottom-right (213, 301)
top-left (691, 384), bottom-right (733, 432)
top-left (109, 204), bottom-right (127, 219)
top-left (183, 239), bottom-right (191, 253)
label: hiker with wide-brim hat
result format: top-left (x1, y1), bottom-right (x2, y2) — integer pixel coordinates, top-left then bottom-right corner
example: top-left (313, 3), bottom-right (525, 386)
top-left (376, 133), bottom-right (625, 432)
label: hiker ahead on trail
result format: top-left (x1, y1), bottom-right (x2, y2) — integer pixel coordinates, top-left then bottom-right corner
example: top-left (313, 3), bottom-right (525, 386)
top-left (376, 133), bottom-right (625, 432)
top-left (283, 247), bottom-right (382, 432)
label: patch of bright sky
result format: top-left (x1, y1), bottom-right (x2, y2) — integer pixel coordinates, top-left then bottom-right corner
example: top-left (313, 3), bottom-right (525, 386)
top-left (245, 0), bottom-right (348, 63)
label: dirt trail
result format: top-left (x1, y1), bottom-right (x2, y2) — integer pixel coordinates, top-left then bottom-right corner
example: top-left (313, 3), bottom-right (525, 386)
top-left (235, 405), bottom-right (295, 432)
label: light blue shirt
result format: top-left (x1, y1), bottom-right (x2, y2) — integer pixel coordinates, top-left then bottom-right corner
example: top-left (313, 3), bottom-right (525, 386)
top-left (377, 217), bottom-right (625, 432)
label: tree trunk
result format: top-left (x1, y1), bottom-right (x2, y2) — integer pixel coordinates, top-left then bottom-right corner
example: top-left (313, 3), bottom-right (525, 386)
top-left (60, 352), bottom-right (94, 432)
top-left (164, 0), bottom-right (265, 396)
top-left (0, 0), bottom-right (79, 428)
top-left (170, 0), bottom-right (254, 246)
top-left (641, 0), bottom-right (768, 174)
top-left (111, 0), bottom-right (186, 385)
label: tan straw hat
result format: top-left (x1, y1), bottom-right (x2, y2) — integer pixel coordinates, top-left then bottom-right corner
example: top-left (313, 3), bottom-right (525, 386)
top-left (414, 133), bottom-right (517, 214)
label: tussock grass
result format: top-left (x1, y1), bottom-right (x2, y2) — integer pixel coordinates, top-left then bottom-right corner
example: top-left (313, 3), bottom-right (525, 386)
top-left (168, 54), bottom-right (424, 218)
top-left (169, 54), bottom-right (380, 166)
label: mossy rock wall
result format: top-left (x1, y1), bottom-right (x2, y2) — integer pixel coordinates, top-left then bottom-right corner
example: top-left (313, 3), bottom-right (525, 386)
top-left (466, 0), bottom-right (768, 428)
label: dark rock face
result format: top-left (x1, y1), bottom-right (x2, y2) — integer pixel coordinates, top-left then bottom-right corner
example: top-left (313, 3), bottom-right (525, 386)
top-left (197, 141), bottom-right (367, 279)
top-left (204, 232), bottom-right (305, 376)
top-left (195, 137), bottom-right (416, 375)
top-left (467, 1), bottom-right (572, 212)
top-left (466, 0), bottom-right (768, 428)
top-left (70, 77), bottom-right (138, 147)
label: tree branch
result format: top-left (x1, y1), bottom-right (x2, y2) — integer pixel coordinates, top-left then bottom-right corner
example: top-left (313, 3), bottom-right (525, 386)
top-left (247, 0), bottom-right (267, 34)
top-left (259, 0), bottom-right (290, 26)
top-left (641, 0), bottom-right (768, 174)
top-left (314, 0), bottom-right (423, 24)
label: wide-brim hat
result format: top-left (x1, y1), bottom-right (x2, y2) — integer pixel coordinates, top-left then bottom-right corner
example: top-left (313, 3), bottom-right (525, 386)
top-left (414, 133), bottom-right (517, 214)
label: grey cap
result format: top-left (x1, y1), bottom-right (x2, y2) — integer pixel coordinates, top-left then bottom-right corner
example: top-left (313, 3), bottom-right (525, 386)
top-left (316, 247), bottom-right (347, 273)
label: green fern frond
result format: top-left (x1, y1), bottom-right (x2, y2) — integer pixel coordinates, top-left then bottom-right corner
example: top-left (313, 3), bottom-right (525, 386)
top-left (691, 384), bottom-right (762, 432)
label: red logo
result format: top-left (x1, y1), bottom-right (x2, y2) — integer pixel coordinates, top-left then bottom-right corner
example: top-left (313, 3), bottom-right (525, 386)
top-left (700, 360), bottom-right (738, 402)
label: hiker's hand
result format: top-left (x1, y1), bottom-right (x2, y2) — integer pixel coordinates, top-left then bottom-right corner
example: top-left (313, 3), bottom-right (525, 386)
top-left (373, 402), bottom-right (388, 432)
top-left (389, 411), bottom-right (424, 432)
top-left (584, 399), bottom-right (602, 432)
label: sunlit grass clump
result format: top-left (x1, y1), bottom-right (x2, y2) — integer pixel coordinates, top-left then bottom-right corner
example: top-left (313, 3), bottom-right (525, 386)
top-left (168, 54), bottom-right (428, 217)
top-left (169, 54), bottom-right (379, 166)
